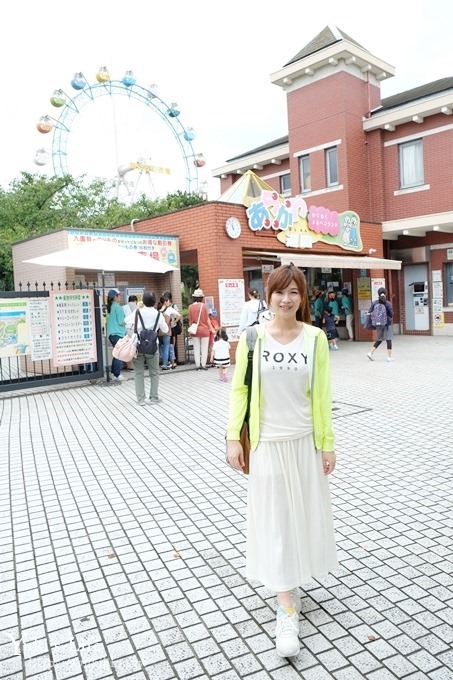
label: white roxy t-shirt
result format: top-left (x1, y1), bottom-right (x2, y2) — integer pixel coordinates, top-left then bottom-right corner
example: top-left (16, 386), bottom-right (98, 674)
top-left (259, 327), bottom-right (312, 441)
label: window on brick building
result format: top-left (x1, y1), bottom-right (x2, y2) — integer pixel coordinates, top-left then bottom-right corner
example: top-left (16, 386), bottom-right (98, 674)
top-left (299, 155), bottom-right (311, 193)
top-left (399, 139), bottom-right (424, 188)
top-left (325, 147), bottom-right (339, 186)
top-left (445, 262), bottom-right (453, 305)
top-left (280, 173), bottom-right (291, 194)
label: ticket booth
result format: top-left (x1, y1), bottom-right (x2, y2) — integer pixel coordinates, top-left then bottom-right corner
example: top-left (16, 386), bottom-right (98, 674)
top-left (409, 281), bottom-right (429, 330)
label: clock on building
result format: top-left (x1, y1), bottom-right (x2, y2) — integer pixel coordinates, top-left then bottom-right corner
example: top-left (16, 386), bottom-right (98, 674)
top-left (225, 216), bottom-right (241, 239)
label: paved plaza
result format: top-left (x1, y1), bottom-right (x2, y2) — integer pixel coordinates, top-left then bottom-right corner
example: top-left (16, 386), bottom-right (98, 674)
top-left (1, 335), bottom-right (453, 680)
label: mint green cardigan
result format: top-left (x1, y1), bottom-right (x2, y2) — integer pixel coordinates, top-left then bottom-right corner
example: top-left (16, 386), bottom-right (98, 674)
top-left (226, 323), bottom-right (335, 452)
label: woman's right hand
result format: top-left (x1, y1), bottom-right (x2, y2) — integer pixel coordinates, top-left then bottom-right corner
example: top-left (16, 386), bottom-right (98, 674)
top-left (226, 440), bottom-right (245, 471)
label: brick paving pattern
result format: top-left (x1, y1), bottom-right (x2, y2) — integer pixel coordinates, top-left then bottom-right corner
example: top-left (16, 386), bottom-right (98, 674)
top-left (1, 335), bottom-right (452, 679)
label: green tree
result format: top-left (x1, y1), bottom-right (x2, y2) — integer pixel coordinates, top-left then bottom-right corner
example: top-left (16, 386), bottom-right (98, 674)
top-left (0, 173), bottom-right (206, 289)
top-left (180, 265), bottom-right (199, 312)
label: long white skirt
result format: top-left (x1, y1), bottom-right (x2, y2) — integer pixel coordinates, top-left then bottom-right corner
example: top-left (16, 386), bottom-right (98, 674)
top-left (246, 434), bottom-right (338, 592)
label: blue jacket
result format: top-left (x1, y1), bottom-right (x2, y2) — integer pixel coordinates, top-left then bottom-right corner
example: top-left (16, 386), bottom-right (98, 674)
top-left (106, 301), bottom-right (126, 337)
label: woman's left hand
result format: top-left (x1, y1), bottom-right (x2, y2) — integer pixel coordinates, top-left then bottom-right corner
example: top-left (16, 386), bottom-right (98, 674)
top-left (226, 440), bottom-right (245, 472)
top-left (322, 451), bottom-right (336, 475)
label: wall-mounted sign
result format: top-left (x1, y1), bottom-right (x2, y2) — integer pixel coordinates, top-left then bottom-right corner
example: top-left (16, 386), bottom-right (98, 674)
top-left (50, 290), bottom-right (97, 367)
top-left (67, 229), bottom-right (179, 266)
top-left (0, 298), bottom-right (32, 359)
top-left (246, 190), bottom-right (362, 252)
top-left (218, 278), bottom-right (245, 338)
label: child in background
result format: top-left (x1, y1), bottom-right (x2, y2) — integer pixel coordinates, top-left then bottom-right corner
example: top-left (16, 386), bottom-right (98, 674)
top-left (211, 329), bottom-right (231, 381)
top-left (324, 309), bottom-right (339, 351)
top-left (207, 310), bottom-right (221, 367)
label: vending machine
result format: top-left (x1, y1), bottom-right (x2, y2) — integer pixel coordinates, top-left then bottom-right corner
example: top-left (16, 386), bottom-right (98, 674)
top-left (409, 281), bottom-right (429, 330)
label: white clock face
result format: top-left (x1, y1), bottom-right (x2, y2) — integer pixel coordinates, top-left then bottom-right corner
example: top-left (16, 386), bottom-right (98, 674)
top-left (226, 217), bottom-right (241, 239)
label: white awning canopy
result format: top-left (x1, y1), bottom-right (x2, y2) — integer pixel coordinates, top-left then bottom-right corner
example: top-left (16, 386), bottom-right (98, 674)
top-left (279, 253), bottom-right (401, 270)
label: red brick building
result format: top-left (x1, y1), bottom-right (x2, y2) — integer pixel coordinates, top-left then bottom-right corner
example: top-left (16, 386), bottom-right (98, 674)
top-left (115, 26), bottom-right (453, 340)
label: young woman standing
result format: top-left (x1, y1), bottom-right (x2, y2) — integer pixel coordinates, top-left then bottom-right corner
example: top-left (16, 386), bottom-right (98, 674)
top-left (226, 264), bottom-right (338, 658)
top-left (188, 288), bottom-right (214, 370)
top-left (106, 289), bottom-right (126, 381)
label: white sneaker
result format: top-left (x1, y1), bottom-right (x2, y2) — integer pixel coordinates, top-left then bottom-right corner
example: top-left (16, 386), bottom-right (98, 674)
top-left (387, 357), bottom-right (394, 362)
top-left (138, 400), bottom-right (146, 406)
top-left (113, 374), bottom-right (122, 381)
top-left (367, 353), bottom-right (374, 362)
top-left (275, 606), bottom-right (300, 658)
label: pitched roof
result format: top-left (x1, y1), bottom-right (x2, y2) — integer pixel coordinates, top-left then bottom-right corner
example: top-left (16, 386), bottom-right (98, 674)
top-left (284, 25), bottom-right (365, 67)
top-left (218, 170), bottom-right (274, 206)
top-left (378, 77), bottom-right (453, 112)
top-left (226, 136), bottom-right (288, 163)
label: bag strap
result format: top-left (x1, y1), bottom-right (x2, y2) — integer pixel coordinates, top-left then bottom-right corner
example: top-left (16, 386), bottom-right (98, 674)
top-left (244, 326), bottom-right (258, 421)
top-left (152, 311), bottom-right (160, 331)
top-left (134, 309), bottom-right (160, 333)
top-left (134, 309), bottom-right (144, 333)
top-left (195, 303), bottom-right (203, 325)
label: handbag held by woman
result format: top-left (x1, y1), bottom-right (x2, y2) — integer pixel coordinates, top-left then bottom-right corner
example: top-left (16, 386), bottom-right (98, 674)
top-left (112, 334), bottom-right (137, 362)
top-left (188, 303), bottom-right (203, 335)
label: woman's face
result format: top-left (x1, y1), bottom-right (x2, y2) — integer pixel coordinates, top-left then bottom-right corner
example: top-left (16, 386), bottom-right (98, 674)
top-left (270, 283), bottom-right (301, 319)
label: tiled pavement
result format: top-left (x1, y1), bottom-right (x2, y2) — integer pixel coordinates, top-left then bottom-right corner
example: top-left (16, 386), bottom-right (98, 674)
top-left (1, 335), bottom-right (453, 680)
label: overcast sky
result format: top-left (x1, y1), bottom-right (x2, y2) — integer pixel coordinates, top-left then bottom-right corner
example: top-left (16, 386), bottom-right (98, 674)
top-left (1, 0), bottom-right (452, 199)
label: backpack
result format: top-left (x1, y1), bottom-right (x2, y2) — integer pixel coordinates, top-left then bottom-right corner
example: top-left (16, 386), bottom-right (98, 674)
top-left (370, 302), bottom-right (388, 327)
top-left (134, 309), bottom-right (160, 355)
top-left (250, 299), bottom-right (266, 326)
top-left (172, 319), bottom-right (182, 336)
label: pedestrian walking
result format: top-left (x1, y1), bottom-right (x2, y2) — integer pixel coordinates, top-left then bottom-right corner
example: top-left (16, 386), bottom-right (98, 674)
top-left (366, 287), bottom-right (394, 362)
top-left (324, 309), bottom-right (339, 350)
